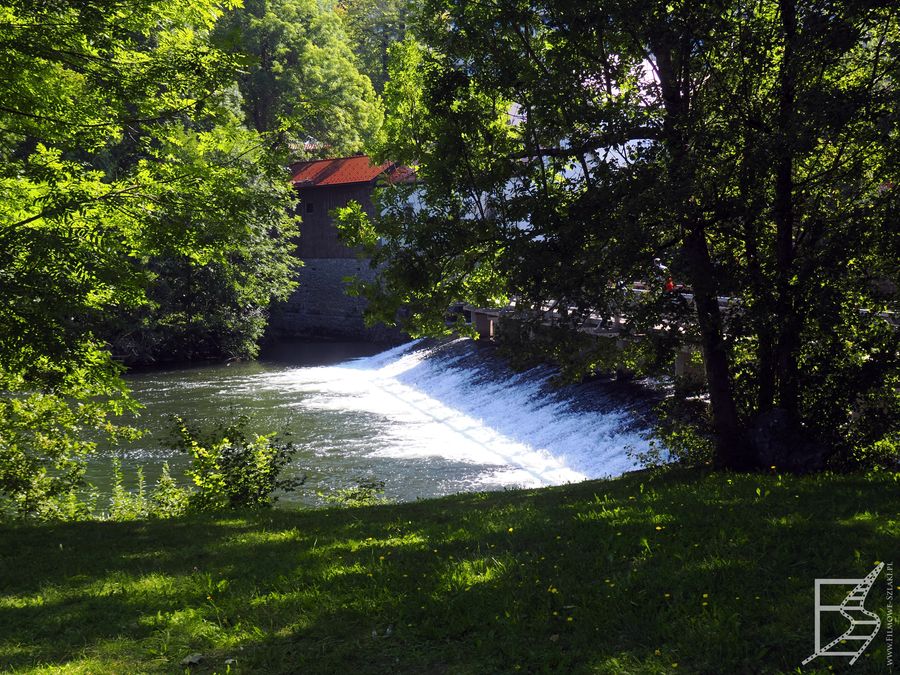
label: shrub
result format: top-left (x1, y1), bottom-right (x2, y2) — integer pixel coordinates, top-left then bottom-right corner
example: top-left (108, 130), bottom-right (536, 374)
top-left (319, 479), bottom-right (389, 507)
top-left (168, 415), bottom-right (305, 511)
top-left (853, 432), bottom-right (900, 473)
top-left (149, 462), bottom-right (191, 518)
top-left (630, 396), bottom-right (715, 471)
top-left (0, 362), bottom-right (139, 522)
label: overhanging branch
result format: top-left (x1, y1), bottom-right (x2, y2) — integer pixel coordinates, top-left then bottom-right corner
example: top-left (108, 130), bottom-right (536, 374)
top-left (511, 127), bottom-right (660, 159)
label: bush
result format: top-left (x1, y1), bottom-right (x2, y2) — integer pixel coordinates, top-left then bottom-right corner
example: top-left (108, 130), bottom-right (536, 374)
top-left (0, 357), bottom-right (140, 521)
top-left (150, 462), bottom-right (191, 518)
top-left (168, 415), bottom-right (305, 511)
top-left (319, 479), bottom-right (389, 507)
top-left (630, 396), bottom-right (715, 471)
top-left (106, 458), bottom-right (193, 520)
top-left (108, 458), bottom-right (150, 521)
top-left (853, 432), bottom-right (900, 473)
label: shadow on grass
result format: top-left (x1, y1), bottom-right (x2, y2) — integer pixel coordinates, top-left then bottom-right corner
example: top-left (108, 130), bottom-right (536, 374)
top-left (0, 469), bottom-right (897, 674)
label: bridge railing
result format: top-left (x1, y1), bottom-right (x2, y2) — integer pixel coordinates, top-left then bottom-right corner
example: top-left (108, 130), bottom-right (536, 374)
top-left (459, 286), bottom-right (896, 342)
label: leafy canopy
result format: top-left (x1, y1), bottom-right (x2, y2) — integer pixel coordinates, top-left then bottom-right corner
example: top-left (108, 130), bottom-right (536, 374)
top-left (214, 0), bottom-right (384, 155)
top-left (0, 0), bottom-right (302, 518)
top-left (339, 0), bottom-right (900, 469)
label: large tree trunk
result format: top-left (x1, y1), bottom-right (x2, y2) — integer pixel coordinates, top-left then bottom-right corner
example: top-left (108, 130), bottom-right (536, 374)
top-left (772, 0), bottom-right (801, 422)
top-left (739, 124), bottom-right (776, 413)
top-left (683, 228), bottom-right (751, 468)
top-left (653, 39), bottom-right (752, 469)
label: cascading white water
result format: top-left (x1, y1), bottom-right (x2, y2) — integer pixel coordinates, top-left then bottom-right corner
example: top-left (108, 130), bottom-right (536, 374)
top-left (248, 339), bottom-right (650, 489)
top-left (116, 338), bottom-right (653, 503)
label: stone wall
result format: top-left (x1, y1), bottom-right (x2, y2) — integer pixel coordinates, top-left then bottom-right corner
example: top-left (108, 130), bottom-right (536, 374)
top-left (269, 258), bottom-right (402, 342)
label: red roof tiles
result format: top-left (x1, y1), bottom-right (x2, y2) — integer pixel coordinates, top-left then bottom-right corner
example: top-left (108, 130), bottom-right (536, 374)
top-left (290, 155), bottom-right (412, 187)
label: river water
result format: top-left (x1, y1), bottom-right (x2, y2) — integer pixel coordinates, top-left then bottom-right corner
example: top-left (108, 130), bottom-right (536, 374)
top-left (93, 339), bottom-right (655, 506)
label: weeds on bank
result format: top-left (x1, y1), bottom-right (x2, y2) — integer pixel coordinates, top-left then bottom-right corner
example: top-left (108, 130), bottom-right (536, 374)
top-left (97, 416), bottom-right (305, 521)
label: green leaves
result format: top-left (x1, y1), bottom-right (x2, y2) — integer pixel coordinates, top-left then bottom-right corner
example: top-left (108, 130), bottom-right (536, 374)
top-left (0, 341), bottom-right (141, 520)
top-left (98, 121), bottom-right (300, 364)
top-left (0, 0), bottom-right (306, 518)
top-left (340, 0), bottom-right (410, 93)
top-left (168, 415), bottom-right (305, 511)
top-left (349, 0), bottom-right (899, 466)
top-left (214, 0), bottom-right (384, 155)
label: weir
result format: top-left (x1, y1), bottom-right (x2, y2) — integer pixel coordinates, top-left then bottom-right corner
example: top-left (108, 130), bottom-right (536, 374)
top-left (121, 339), bottom-right (655, 503)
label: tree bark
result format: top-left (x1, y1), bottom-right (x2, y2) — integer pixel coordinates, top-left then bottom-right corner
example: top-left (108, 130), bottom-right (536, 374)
top-left (683, 228), bottom-right (750, 468)
top-left (652, 38), bottom-right (752, 469)
top-left (740, 130), bottom-right (776, 413)
top-left (772, 0), bottom-right (801, 422)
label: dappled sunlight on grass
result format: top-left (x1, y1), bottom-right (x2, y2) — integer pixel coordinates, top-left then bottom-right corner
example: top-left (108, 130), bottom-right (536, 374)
top-left (0, 469), bottom-right (898, 673)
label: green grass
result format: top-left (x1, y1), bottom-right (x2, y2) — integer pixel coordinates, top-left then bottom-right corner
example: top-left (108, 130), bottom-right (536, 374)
top-left (1, 468), bottom-right (898, 674)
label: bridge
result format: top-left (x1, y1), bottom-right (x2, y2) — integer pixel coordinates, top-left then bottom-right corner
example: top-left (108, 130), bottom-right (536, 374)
top-left (465, 287), bottom-right (896, 381)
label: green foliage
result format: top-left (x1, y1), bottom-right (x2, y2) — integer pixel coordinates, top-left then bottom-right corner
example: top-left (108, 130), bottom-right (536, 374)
top-left (344, 0), bottom-right (900, 468)
top-left (96, 416), bottom-right (305, 520)
top-left (101, 123), bottom-right (300, 364)
top-left (108, 459), bottom-right (150, 521)
top-left (854, 432), bottom-right (900, 473)
top-left (319, 478), bottom-right (389, 507)
top-left (168, 415), bottom-right (304, 511)
top-left (106, 459), bottom-right (192, 521)
top-left (0, 0), bottom-right (237, 152)
top-left (339, 0), bottom-right (410, 93)
top-left (214, 0), bottom-right (383, 155)
top-left (0, 346), bottom-right (140, 520)
top-left (335, 36), bottom-right (517, 337)
top-left (149, 462), bottom-right (191, 518)
top-left (632, 398), bottom-right (716, 471)
top-left (0, 0), bottom-right (302, 517)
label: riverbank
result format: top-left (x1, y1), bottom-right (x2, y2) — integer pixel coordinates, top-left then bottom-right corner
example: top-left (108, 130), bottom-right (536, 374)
top-left (2, 468), bottom-right (897, 673)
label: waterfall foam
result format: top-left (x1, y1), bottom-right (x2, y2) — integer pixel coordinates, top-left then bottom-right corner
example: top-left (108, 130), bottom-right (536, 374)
top-left (258, 339), bottom-right (650, 488)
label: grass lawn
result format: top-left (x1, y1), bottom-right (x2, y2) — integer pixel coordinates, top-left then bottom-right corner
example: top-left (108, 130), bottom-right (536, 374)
top-left (0, 468), bottom-right (898, 674)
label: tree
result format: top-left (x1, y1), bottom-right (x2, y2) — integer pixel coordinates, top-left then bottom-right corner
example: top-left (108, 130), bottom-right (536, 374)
top-left (214, 0), bottom-right (383, 155)
top-left (0, 0), bottom-right (299, 517)
top-left (340, 0), bottom-right (411, 93)
top-left (338, 1), bottom-right (900, 470)
top-left (101, 123), bottom-right (300, 365)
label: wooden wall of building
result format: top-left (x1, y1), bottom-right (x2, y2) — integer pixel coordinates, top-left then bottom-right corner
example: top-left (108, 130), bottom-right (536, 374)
top-left (269, 179), bottom-right (404, 342)
top-left (294, 183), bottom-right (374, 259)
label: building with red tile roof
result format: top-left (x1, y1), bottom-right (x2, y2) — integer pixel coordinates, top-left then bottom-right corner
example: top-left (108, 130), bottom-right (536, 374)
top-left (289, 155), bottom-right (413, 189)
top-left (287, 155), bottom-right (412, 259)
top-left (268, 155), bottom-right (410, 341)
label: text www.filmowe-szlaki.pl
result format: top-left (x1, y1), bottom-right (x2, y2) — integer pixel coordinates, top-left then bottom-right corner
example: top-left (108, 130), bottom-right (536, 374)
top-left (887, 562), bottom-right (894, 669)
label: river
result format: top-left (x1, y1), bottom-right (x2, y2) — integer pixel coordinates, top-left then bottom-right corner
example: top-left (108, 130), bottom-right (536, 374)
top-left (91, 339), bottom-right (655, 506)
